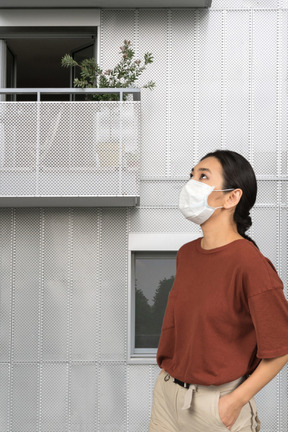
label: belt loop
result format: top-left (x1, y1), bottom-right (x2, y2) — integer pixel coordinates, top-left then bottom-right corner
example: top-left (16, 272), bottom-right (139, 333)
top-left (164, 373), bottom-right (170, 382)
top-left (182, 384), bottom-right (196, 410)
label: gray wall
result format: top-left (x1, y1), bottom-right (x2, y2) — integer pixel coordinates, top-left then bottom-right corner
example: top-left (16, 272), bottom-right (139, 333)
top-left (0, 1), bottom-right (288, 430)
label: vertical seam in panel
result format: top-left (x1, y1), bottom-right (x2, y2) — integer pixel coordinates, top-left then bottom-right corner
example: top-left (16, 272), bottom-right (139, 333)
top-left (99, 10), bottom-right (104, 69)
top-left (248, 10), bottom-right (255, 253)
top-left (193, 10), bottom-right (200, 166)
top-left (276, 9), bottom-right (282, 274)
top-left (126, 364), bottom-right (130, 431)
top-left (97, 208), bottom-right (102, 432)
top-left (67, 208), bottom-right (73, 432)
top-left (124, 211), bottom-right (128, 431)
top-left (248, 9), bottom-right (254, 168)
top-left (125, 208), bottom-right (130, 360)
top-left (149, 365), bottom-right (153, 419)
top-left (125, 207), bottom-right (131, 432)
top-left (138, 99), bottom-right (142, 195)
top-left (277, 0), bottom-right (282, 11)
top-left (134, 9), bottom-right (139, 58)
top-left (8, 208), bottom-right (16, 432)
top-left (94, 208), bottom-right (100, 432)
top-left (166, 9), bottom-right (172, 177)
top-left (276, 10), bottom-right (282, 430)
top-left (286, 7), bottom-right (288, 179)
top-left (221, 10), bottom-right (227, 150)
top-left (7, 363), bottom-right (11, 432)
top-left (37, 208), bottom-right (45, 432)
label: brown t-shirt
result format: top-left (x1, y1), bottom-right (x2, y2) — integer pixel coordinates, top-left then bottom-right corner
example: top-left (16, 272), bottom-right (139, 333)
top-left (157, 238), bottom-right (288, 386)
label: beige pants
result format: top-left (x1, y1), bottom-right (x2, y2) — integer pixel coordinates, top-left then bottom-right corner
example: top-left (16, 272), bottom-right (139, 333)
top-left (149, 371), bottom-right (261, 432)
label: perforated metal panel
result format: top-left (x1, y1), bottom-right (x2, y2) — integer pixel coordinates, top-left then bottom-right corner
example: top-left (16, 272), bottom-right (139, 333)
top-left (0, 3), bottom-right (288, 432)
top-left (100, 209), bottom-right (128, 361)
top-left (0, 101), bottom-right (140, 204)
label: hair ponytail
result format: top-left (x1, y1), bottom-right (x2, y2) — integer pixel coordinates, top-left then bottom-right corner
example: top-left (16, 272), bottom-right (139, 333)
top-left (201, 150), bottom-right (258, 249)
top-left (233, 208), bottom-right (258, 248)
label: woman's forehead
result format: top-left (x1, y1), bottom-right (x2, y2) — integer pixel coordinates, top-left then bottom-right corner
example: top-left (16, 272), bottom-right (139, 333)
top-left (192, 157), bottom-right (223, 173)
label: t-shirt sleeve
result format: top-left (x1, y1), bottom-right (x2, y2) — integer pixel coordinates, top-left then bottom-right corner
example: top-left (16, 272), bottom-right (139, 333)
top-left (248, 288), bottom-right (288, 358)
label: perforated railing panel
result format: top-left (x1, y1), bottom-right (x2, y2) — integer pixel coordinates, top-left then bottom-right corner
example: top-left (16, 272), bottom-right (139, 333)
top-left (0, 102), bottom-right (140, 201)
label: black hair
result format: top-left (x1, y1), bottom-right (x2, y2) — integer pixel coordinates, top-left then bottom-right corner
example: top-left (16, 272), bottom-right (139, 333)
top-left (200, 150), bottom-right (258, 248)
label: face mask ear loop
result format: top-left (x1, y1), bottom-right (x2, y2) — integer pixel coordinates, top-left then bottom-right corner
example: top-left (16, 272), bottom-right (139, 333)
top-left (213, 188), bottom-right (234, 192)
top-left (205, 188), bottom-right (234, 211)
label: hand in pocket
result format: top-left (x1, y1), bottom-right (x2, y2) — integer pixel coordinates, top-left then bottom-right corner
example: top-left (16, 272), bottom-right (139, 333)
top-left (218, 393), bottom-right (242, 429)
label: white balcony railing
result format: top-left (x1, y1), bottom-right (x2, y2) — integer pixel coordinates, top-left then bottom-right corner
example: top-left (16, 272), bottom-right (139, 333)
top-left (0, 88), bottom-right (141, 207)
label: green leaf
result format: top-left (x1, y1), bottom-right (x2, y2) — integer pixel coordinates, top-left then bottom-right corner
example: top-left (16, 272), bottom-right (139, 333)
top-left (61, 39), bottom-right (155, 99)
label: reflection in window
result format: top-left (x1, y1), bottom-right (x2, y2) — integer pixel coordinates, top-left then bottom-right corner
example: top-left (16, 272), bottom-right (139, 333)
top-left (134, 252), bottom-right (176, 349)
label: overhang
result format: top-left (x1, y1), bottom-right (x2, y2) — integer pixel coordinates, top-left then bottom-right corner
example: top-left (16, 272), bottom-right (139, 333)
top-left (0, 196), bottom-right (140, 207)
top-left (0, 0), bottom-right (212, 8)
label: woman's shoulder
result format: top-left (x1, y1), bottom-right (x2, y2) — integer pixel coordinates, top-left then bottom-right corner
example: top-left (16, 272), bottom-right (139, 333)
top-left (236, 240), bottom-right (282, 293)
top-left (236, 239), bottom-right (274, 267)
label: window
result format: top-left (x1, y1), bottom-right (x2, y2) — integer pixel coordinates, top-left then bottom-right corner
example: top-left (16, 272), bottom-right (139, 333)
top-left (134, 251), bottom-right (176, 350)
top-left (128, 232), bottom-right (200, 363)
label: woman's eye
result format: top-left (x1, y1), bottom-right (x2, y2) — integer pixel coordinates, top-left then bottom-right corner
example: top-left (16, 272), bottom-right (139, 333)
top-left (189, 172), bottom-right (208, 180)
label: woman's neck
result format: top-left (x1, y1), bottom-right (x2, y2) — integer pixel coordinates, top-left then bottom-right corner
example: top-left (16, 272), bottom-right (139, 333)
top-left (200, 217), bottom-right (242, 250)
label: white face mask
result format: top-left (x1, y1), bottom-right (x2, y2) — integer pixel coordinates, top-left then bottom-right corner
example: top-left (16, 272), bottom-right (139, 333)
top-left (179, 179), bottom-right (233, 225)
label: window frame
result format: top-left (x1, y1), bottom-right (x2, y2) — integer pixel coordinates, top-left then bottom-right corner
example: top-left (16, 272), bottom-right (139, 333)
top-left (128, 232), bottom-right (200, 364)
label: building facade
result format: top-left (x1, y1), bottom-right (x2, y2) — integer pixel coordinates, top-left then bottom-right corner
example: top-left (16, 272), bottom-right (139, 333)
top-left (0, 0), bottom-right (287, 431)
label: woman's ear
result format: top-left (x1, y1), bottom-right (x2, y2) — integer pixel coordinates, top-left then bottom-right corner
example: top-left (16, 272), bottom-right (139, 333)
top-left (224, 189), bottom-right (243, 209)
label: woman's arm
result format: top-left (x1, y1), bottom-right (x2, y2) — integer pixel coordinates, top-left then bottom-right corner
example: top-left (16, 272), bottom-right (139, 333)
top-left (218, 353), bottom-right (288, 429)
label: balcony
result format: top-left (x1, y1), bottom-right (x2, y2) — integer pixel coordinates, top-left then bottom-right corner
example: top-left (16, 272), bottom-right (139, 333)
top-left (0, 88), bottom-right (141, 207)
top-left (1, 1), bottom-right (212, 8)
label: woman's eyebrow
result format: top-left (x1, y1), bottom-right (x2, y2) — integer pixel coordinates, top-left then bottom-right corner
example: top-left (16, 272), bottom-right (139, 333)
top-left (191, 167), bottom-right (212, 173)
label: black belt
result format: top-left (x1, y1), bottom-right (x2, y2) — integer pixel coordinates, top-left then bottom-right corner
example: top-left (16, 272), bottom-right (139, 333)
top-left (173, 378), bottom-right (190, 389)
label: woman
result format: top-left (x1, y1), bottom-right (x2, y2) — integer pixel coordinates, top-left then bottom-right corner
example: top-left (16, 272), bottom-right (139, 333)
top-left (149, 150), bottom-right (288, 432)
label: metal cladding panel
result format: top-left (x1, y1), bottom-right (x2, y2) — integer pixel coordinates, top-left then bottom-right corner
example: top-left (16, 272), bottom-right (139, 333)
top-left (0, 209), bottom-right (12, 362)
top-left (253, 207), bottom-right (278, 267)
top-left (210, 0), bottom-right (280, 8)
top-left (41, 364), bottom-right (68, 431)
top-left (280, 208), bottom-right (287, 293)
top-left (42, 210), bottom-right (70, 362)
top-left (70, 209), bottom-right (100, 361)
top-left (138, 10), bottom-right (168, 177)
top-left (225, 10), bottom-right (250, 158)
top-left (13, 210), bottom-right (40, 362)
top-left (280, 365), bottom-right (288, 431)
top-left (170, 9), bottom-right (196, 176)
top-left (70, 364), bottom-right (99, 431)
top-left (100, 208), bottom-right (127, 361)
top-left (130, 207), bottom-right (202, 234)
top-left (255, 378), bottom-right (279, 432)
top-left (140, 179), bottom-right (185, 207)
top-left (127, 365), bottom-right (153, 432)
top-left (100, 9), bottom-right (135, 71)
top-left (256, 180), bottom-right (278, 205)
top-left (253, 11), bottom-right (278, 176)
top-left (0, 364), bottom-right (9, 431)
top-left (198, 10), bottom-right (222, 158)
top-left (11, 364), bottom-right (38, 431)
top-left (282, 11), bottom-right (288, 176)
top-left (98, 364), bottom-right (127, 432)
